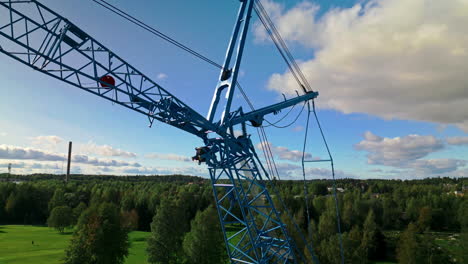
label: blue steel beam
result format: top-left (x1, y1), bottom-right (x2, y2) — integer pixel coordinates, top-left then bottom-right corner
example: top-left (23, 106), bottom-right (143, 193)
top-left (224, 91), bottom-right (318, 129)
top-left (207, 0), bottom-right (255, 126)
top-left (0, 0), bottom-right (215, 138)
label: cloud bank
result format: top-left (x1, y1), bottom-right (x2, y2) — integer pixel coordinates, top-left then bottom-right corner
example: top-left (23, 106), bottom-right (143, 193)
top-left (256, 141), bottom-right (314, 162)
top-left (257, 0), bottom-right (468, 131)
top-left (0, 145), bottom-right (140, 168)
top-left (145, 153), bottom-right (191, 162)
top-left (355, 131), bottom-right (467, 175)
top-left (447, 136), bottom-right (468, 146)
top-left (79, 142), bottom-right (137, 158)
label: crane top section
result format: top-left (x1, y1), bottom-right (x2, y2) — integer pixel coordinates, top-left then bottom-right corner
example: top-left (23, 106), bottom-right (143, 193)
top-left (0, 0), bottom-right (318, 140)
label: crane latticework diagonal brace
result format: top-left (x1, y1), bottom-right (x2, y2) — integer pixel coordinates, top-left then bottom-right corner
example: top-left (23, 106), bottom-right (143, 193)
top-left (207, 137), bottom-right (300, 264)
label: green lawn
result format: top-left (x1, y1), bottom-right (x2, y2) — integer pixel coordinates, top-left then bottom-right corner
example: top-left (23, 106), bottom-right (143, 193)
top-left (0, 225), bottom-right (150, 264)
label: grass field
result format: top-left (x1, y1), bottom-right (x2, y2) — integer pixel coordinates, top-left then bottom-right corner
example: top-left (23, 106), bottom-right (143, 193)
top-left (0, 225), bottom-right (459, 264)
top-left (0, 225), bottom-right (150, 264)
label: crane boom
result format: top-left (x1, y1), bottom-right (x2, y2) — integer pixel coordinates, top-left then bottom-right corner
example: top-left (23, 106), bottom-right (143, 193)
top-left (0, 0), bottom-right (214, 138)
top-left (0, 1), bottom-right (320, 263)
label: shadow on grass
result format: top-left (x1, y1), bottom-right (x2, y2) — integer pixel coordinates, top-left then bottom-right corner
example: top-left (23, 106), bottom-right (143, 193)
top-left (60, 231), bottom-right (73, 235)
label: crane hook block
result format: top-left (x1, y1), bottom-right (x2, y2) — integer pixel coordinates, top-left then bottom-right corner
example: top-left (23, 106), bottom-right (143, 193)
top-left (99, 75), bottom-right (115, 88)
top-left (192, 146), bottom-right (210, 165)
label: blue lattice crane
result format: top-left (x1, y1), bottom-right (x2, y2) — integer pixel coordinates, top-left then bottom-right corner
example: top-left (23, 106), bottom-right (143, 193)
top-left (0, 1), bottom-right (322, 263)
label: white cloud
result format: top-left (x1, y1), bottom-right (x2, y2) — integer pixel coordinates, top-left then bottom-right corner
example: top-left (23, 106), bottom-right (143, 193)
top-left (256, 141), bottom-right (314, 162)
top-left (145, 153), bottom-right (191, 162)
top-left (0, 161), bottom-right (60, 170)
top-left (447, 136), bottom-right (468, 146)
top-left (255, 1), bottom-right (320, 47)
top-left (29, 136), bottom-right (137, 158)
top-left (0, 161), bottom-right (27, 169)
top-left (257, 0), bottom-right (468, 131)
top-left (121, 165), bottom-right (206, 176)
top-left (274, 162), bottom-right (354, 179)
top-left (72, 154), bottom-right (140, 167)
top-left (157, 73), bottom-right (168, 80)
top-left (409, 159), bottom-right (467, 174)
top-left (0, 132), bottom-right (7, 137)
top-left (78, 142), bottom-right (137, 158)
top-left (30, 135), bottom-right (64, 145)
top-left (30, 135), bottom-right (64, 150)
top-left (355, 131), bottom-right (466, 175)
top-left (0, 145), bottom-right (140, 168)
top-left (355, 131), bottom-right (444, 166)
top-left (0, 144), bottom-right (64, 161)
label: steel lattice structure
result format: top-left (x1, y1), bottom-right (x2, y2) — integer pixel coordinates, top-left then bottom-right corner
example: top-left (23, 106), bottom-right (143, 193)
top-left (0, 1), bottom-right (319, 263)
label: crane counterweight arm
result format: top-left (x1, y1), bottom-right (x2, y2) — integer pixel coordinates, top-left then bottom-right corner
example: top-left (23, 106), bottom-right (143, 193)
top-left (0, 0), bottom-right (215, 138)
top-left (225, 91), bottom-right (318, 129)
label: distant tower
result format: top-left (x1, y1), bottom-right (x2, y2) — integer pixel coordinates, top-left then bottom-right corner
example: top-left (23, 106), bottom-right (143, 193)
top-left (66, 141), bottom-right (72, 182)
top-left (7, 163), bottom-right (11, 174)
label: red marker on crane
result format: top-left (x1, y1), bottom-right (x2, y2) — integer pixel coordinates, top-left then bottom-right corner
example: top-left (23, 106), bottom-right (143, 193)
top-left (99, 75), bottom-right (115, 88)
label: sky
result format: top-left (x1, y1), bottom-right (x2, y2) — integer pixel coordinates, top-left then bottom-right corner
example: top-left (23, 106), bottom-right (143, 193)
top-left (0, 0), bottom-right (467, 179)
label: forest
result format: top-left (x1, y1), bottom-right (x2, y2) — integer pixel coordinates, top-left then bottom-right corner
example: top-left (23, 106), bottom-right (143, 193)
top-left (0, 173), bottom-right (466, 264)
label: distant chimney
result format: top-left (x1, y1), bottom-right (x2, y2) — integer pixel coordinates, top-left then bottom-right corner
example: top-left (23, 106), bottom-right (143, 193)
top-left (66, 141), bottom-right (72, 182)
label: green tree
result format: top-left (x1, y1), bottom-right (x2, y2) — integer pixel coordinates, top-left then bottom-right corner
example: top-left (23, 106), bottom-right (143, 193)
top-left (318, 211), bottom-right (336, 241)
top-left (382, 197), bottom-right (400, 229)
top-left (47, 206), bottom-right (73, 233)
top-left (147, 198), bottom-right (188, 264)
top-left (317, 233), bottom-right (342, 264)
top-left (341, 193), bottom-right (355, 230)
top-left (64, 203), bottom-right (129, 264)
top-left (182, 206), bottom-right (225, 264)
top-left (416, 206), bottom-right (432, 233)
top-left (361, 209), bottom-right (379, 260)
top-left (395, 222), bottom-right (448, 264)
top-left (304, 218), bottom-right (319, 263)
top-left (311, 182), bottom-right (328, 196)
top-left (397, 223), bottom-right (420, 264)
top-left (458, 200), bottom-right (468, 263)
top-left (121, 209), bottom-right (139, 231)
top-left (48, 188), bottom-right (66, 212)
top-left (72, 202), bottom-right (87, 224)
top-left (345, 226), bottom-right (367, 263)
top-left (405, 198), bottom-right (421, 222)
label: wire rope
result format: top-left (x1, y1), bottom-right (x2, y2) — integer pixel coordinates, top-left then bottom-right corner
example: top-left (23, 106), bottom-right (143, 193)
top-left (254, 0), bottom-right (313, 92)
top-left (92, 0), bottom-right (223, 69)
top-left (310, 101), bottom-right (345, 264)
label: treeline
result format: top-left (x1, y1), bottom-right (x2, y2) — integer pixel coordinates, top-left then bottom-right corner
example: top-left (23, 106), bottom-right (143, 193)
top-left (0, 174), bottom-right (466, 263)
top-left (0, 174), bottom-right (212, 231)
top-left (274, 178), bottom-right (467, 263)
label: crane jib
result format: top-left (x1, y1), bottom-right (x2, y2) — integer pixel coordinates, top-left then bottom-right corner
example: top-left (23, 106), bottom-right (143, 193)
top-left (0, 0), bottom-right (217, 137)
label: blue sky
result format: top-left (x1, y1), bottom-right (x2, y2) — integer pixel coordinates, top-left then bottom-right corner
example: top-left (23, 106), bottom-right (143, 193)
top-left (0, 0), bottom-right (467, 179)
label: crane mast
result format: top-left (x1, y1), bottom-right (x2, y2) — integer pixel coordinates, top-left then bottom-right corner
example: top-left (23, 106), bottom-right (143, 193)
top-left (0, 1), bottom-right (319, 263)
